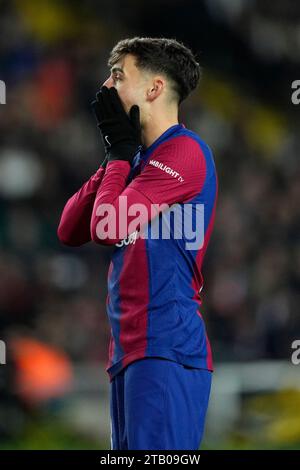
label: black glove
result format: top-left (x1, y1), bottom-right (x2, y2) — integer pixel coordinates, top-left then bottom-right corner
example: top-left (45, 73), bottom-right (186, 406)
top-left (91, 86), bottom-right (142, 165)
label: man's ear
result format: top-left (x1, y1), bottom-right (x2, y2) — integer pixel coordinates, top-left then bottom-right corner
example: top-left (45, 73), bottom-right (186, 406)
top-left (146, 79), bottom-right (164, 101)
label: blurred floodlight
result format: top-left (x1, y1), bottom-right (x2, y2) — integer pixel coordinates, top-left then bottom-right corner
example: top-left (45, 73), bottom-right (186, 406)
top-left (0, 148), bottom-right (43, 198)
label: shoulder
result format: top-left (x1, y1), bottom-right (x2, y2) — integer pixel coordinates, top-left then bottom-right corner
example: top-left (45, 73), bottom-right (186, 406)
top-left (147, 129), bottom-right (214, 173)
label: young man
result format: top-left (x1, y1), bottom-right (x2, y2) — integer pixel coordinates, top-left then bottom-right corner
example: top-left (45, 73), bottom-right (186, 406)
top-left (58, 37), bottom-right (218, 450)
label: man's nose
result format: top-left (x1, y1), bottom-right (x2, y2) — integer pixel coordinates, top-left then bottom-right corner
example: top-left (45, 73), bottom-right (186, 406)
top-left (102, 76), bottom-right (114, 88)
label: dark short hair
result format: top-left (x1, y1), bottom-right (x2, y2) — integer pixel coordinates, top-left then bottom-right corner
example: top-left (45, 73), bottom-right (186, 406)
top-left (108, 37), bottom-right (201, 105)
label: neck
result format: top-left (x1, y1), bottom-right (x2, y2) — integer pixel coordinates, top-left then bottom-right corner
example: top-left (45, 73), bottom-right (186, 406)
top-left (142, 114), bottom-right (179, 149)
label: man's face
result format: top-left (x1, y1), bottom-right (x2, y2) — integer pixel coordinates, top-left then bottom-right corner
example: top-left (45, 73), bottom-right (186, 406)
top-left (102, 54), bottom-right (149, 123)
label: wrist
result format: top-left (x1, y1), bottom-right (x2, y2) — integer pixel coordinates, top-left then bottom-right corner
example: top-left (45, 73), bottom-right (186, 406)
top-left (108, 143), bottom-right (141, 163)
top-left (106, 160), bottom-right (131, 172)
top-left (100, 156), bottom-right (108, 168)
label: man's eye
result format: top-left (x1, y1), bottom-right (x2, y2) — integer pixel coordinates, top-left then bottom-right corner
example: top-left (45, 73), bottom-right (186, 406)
top-left (113, 75), bottom-right (121, 82)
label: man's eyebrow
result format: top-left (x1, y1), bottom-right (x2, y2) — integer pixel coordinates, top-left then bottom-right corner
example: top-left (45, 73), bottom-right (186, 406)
top-left (111, 66), bottom-right (124, 74)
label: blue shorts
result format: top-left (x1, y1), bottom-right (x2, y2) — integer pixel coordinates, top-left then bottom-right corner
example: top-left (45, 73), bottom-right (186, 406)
top-left (109, 357), bottom-right (212, 450)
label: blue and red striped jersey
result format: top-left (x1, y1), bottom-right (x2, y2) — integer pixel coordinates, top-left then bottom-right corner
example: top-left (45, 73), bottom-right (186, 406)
top-left (101, 124), bottom-right (217, 380)
top-left (58, 123), bottom-right (218, 381)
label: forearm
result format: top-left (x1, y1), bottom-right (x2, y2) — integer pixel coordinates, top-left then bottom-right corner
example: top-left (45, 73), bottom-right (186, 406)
top-left (57, 166), bottom-right (106, 246)
top-left (90, 161), bottom-right (153, 245)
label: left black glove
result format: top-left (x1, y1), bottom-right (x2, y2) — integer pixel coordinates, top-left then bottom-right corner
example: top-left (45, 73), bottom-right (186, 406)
top-left (91, 86), bottom-right (142, 164)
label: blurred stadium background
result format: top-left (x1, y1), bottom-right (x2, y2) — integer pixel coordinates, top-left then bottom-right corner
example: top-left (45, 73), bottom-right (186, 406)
top-left (0, 0), bottom-right (299, 450)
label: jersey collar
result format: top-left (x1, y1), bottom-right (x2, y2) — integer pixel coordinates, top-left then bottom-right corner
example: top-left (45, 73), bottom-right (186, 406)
top-left (141, 123), bottom-right (185, 159)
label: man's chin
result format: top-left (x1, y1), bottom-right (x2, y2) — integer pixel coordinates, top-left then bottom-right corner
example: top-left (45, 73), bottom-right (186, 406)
top-left (125, 105), bottom-right (133, 114)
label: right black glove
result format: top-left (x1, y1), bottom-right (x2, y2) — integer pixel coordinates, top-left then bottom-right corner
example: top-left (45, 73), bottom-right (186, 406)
top-left (91, 86), bottom-right (142, 165)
